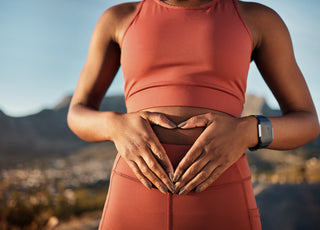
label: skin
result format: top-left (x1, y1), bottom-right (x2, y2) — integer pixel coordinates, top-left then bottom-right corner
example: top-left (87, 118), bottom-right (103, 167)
top-left (67, 0), bottom-right (320, 195)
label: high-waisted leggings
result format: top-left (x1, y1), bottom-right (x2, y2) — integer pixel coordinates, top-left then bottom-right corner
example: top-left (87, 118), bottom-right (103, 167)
top-left (99, 143), bottom-right (262, 230)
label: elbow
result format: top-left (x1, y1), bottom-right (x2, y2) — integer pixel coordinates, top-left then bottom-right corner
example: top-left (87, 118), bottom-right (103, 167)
top-left (67, 106), bottom-right (87, 141)
top-left (67, 110), bottom-right (73, 132)
top-left (312, 121), bottom-right (320, 141)
top-left (295, 109), bottom-right (320, 144)
top-left (309, 113), bottom-right (320, 143)
top-left (67, 105), bottom-right (78, 136)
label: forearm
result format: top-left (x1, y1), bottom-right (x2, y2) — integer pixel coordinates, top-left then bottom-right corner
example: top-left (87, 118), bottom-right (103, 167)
top-left (67, 103), bottom-right (120, 142)
top-left (244, 111), bottom-right (320, 150)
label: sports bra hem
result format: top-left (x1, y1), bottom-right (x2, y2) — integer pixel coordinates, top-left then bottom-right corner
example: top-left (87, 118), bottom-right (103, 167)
top-left (125, 82), bottom-right (244, 103)
top-left (125, 85), bottom-right (244, 117)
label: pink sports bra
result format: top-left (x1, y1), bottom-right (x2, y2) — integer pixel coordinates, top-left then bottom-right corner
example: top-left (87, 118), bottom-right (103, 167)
top-left (120, 0), bottom-right (252, 117)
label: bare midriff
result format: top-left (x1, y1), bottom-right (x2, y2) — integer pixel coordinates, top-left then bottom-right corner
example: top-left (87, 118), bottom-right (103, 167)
top-left (143, 106), bottom-right (231, 145)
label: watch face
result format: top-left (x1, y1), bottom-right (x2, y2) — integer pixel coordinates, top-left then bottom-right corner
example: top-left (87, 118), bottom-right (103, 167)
top-left (260, 120), bottom-right (273, 146)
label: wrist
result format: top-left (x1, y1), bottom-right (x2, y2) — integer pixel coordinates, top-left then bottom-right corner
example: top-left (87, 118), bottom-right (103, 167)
top-left (103, 111), bottom-right (124, 141)
top-left (238, 116), bottom-right (258, 149)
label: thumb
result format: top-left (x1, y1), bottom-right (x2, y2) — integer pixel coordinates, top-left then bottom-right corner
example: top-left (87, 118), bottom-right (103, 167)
top-left (178, 114), bottom-right (211, 129)
top-left (141, 111), bottom-right (177, 129)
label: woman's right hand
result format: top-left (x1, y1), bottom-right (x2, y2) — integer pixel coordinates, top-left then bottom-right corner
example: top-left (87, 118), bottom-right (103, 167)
top-left (110, 111), bottom-right (176, 194)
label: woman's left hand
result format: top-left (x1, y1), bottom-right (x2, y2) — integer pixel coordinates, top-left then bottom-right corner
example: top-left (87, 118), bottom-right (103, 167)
top-left (173, 112), bottom-right (257, 195)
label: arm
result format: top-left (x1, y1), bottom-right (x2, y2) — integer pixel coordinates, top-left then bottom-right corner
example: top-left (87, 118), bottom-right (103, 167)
top-left (172, 3), bottom-right (319, 194)
top-left (250, 3), bottom-right (319, 149)
top-left (67, 6), bottom-right (121, 142)
top-left (67, 4), bottom-right (175, 194)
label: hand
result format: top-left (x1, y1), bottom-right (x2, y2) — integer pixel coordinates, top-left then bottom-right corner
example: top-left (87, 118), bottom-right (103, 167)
top-left (111, 111), bottom-right (177, 194)
top-left (173, 112), bottom-right (256, 195)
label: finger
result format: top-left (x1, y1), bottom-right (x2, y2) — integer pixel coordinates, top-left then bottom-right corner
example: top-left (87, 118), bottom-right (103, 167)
top-left (135, 156), bottom-right (173, 194)
top-left (126, 160), bottom-right (153, 190)
top-left (147, 140), bottom-right (174, 180)
top-left (141, 120), bottom-right (175, 179)
top-left (141, 148), bottom-right (175, 193)
top-left (134, 157), bottom-right (169, 194)
top-left (174, 152), bottom-right (209, 192)
top-left (195, 165), bottom-right (225, 193)
top-left (173, 143), bottom-right (203, 182)
top-left (179, 162), bottom-right (221, 195)
top-left (177, 113), bottom-right (211, 129)
top-left (140, 111), bottom-right (177, 129)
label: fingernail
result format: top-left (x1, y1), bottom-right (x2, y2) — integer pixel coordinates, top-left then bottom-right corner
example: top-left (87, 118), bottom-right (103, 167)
top-left (146, 183), bottom-right (152, 190)
top-left (178, 122), bottom-right (187, 128)
top-left (173, 174), bottom-right (181, 182)
top-left (174, 185), bottom-right (180, 194)
top-left (173, 184), bottom-right (177, 193)
top-left (168, 121), bottom-right (177, 128)
top-left (179, 188), bottom-right (188, 196)
top-left (160, 186), bottom-right (168, 194)
top-left (169, 173), bottom-right (174, 182)
top-left (195, 186), bottom-right (202, 193)
top-left (170, 184), bottom-right (175, 192)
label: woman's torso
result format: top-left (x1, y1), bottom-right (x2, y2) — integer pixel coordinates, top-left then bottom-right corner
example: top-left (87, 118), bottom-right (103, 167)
top-left (113, 0), bottom-right (258, 145)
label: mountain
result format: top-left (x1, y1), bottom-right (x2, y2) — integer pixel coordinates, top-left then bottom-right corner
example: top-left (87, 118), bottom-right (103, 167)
top-left (242, 94), bottom-right (282, 117)
top-left (0, 95), bottom-right (126, 166)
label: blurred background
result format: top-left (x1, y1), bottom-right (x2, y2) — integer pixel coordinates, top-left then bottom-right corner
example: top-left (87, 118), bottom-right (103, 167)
top-left (0, 0), bottom-right (319, 229)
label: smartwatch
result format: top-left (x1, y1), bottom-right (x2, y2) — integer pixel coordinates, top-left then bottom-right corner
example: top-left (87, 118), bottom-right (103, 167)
top-left (249, 115), bottom-right (273, 151)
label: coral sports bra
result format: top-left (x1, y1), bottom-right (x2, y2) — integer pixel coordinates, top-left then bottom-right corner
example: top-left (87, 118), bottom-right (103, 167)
top-left (120, 0), bottom-right (253, 117)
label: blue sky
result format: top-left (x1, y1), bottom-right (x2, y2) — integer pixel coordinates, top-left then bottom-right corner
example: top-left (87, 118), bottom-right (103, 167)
top-left (0, 0), bottom-right (319, 117)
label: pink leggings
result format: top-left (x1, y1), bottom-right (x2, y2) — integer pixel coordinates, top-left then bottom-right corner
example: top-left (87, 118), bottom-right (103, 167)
top-left (99, 143), bottom-right (262, 230)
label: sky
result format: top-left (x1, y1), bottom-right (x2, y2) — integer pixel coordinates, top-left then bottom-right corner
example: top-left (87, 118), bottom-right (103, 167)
top-left (0, 0), bottom-right (319, 117)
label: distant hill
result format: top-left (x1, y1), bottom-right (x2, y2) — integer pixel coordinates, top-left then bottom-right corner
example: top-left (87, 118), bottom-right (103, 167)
top-left (242, 94), bottom-right (282, 117)
top-left (0, 95), bottom-right (126, 165)
top-left (0, 94), bottom-right (319, 166)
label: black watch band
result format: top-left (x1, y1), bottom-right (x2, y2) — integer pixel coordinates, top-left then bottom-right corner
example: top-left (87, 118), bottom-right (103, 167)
top-left (249, 115), bottom-right (273, 151)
